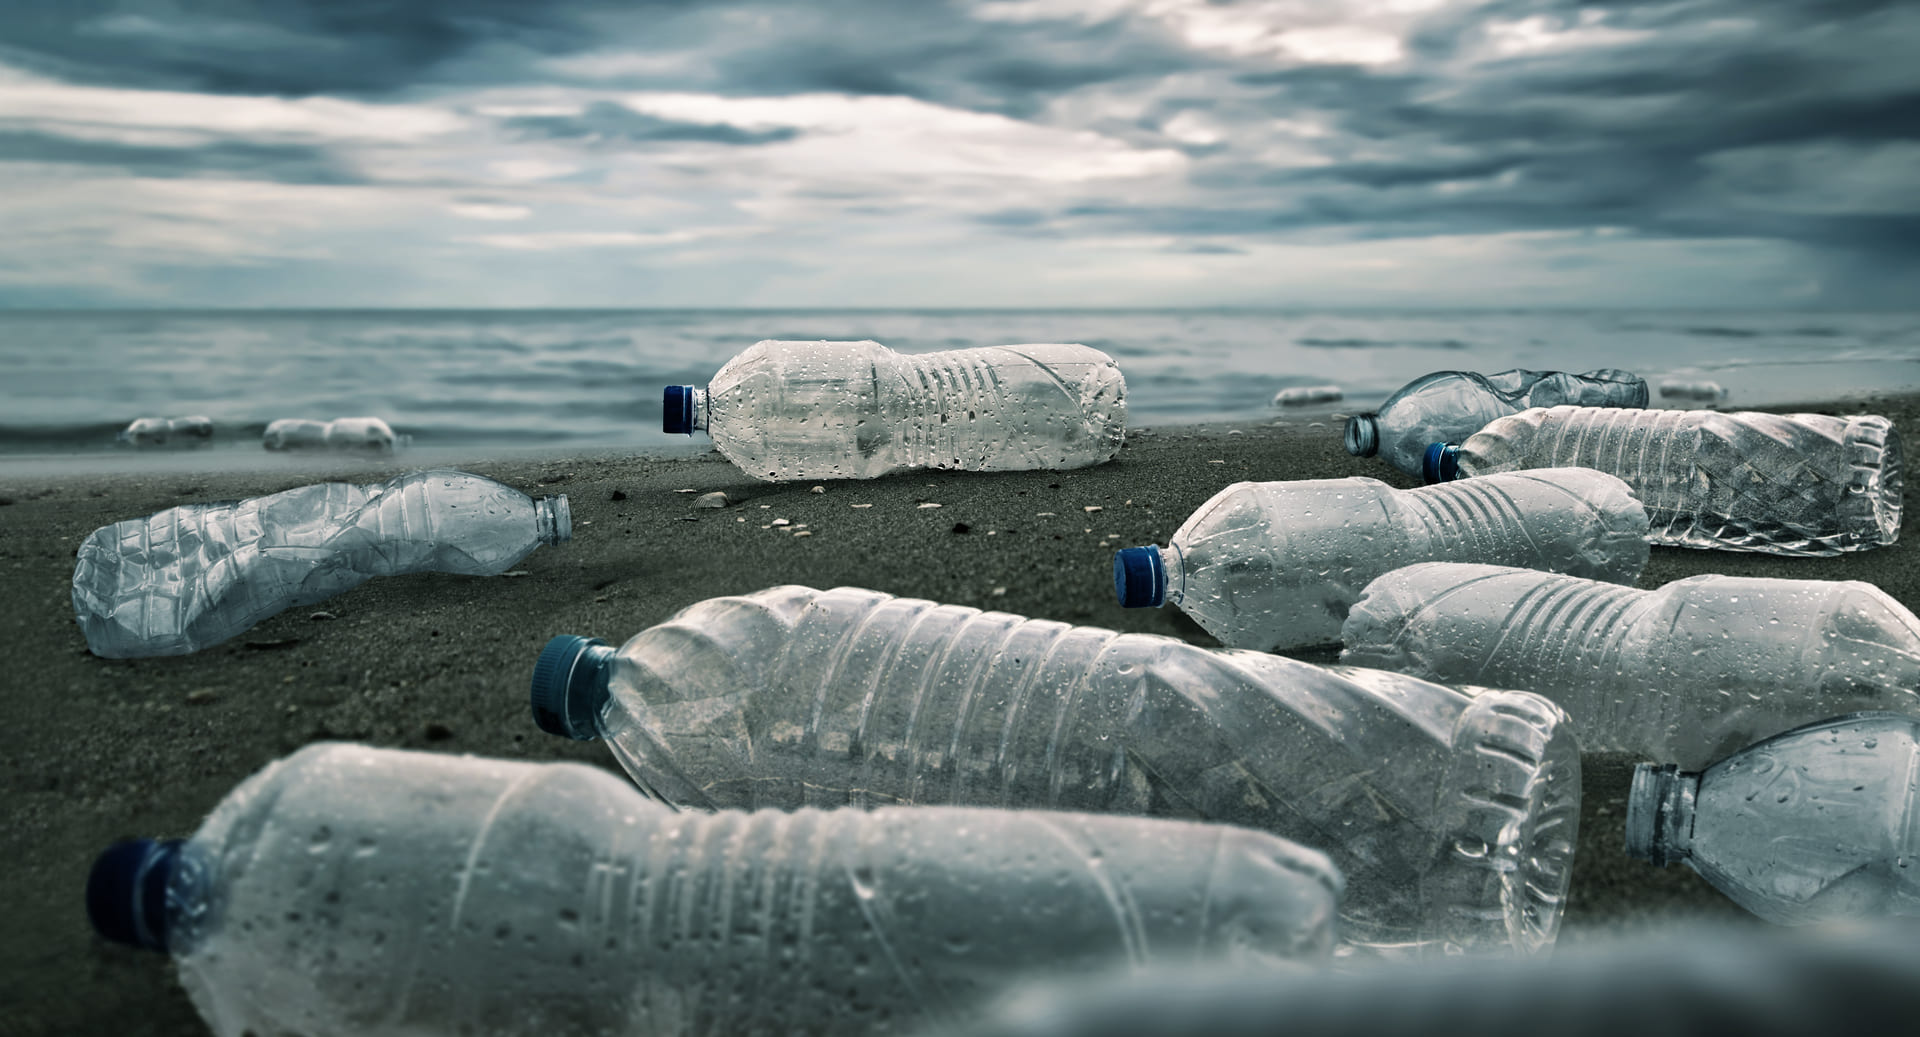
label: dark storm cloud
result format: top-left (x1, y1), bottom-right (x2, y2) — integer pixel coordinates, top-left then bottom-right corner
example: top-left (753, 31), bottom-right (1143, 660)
top-left (504, 102), bottom-right (800, 146)
top-left (0, 130), bottom-right (362, 183)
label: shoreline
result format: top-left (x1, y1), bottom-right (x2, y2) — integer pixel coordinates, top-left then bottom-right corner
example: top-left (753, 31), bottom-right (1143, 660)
top-left (5, 392), bottom-right (1915, 1033)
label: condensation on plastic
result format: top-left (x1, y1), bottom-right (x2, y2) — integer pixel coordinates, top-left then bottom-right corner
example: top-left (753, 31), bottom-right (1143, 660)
top-left (1145, 469), bottom-right (1648, 651)
top-left (1449, 406), bottom-right (1902, 556)
top-left (72, 469), bottom-right (567, 657)
top-left (1342, 562), bottom-right (1920, 769)
top-left (579, 586), bottom-right (1582, 959)
top-left (699, 340), bottom-right (1126, 481)
top-left (158, 743), bottom-right (1342, 1037)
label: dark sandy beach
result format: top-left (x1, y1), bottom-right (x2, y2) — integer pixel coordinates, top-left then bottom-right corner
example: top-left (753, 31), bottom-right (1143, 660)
top-left (5, 391), bottom-right (1915, 1035)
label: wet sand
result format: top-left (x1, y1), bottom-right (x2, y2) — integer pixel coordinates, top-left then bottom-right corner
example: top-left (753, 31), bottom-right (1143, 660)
top-left (4, 390), bottom-right (1913, 1034)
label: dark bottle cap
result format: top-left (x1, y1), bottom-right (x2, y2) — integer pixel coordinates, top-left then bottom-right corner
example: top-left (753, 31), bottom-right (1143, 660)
top-left (87, 838), bottom-right (183, 952)
top-left (530, 635), bottom-right (614, 740)
top-left (662, 386), bottom-right (696, 435)
top-left (1114, 547), bottom-right (1168, 608)
top-left (1422, 443), bottom-right (1462, 484)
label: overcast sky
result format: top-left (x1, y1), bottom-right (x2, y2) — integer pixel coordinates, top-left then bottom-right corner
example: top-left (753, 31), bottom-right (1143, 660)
top-left (1, 0), bottom-right (1915, 308)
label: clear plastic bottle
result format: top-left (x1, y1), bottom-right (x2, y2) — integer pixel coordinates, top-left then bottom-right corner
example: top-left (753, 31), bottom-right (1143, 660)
top-left (1626, 713), bottom-right (1920, 925)
top-left (1341, 562), bottom-right (1920, 770)
top-left (1424, 406), bottom-right (1903, 556)
top-left (663, 340), bottom-right (1127, 481)
top-left (86, 742), bottom-right (1344, 1037)
top-left (263, 416), bottom-right (405, 451)
top-left (71, 469), bottom-right (570, 658)
top-left (933, 921), bottom-right (1920, 1037)
top-left (1272, 385), bottom-right (1343, 407)
top-left (1112, 469), bottom-right (1649, 652)
top-left (119, 415), bottom-right (214, 448)
top-left (1344, 369), bottom-right (1647, 478)
top-left (529, 586), bottom-right (1582, 958)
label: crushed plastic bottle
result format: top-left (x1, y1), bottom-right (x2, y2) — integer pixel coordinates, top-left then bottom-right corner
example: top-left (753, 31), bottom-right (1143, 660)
top-left (1344, 369), bottom-right (1647, 478)
top-left (663, 340), bottom-right (1126, 481)
top-left (119, 415), bottom-right (213, 448)
top-left (263, 416), bottom-right (406, 451)
top-left (1626, 713), bottom-right (1920, 925)
top-left (72, 469), bottom-right (569, 658)
top-left (1423, 407), bottom-right (1903, 556)
top-left (86, 742), bottom-right (1344, 1037)
top-left (1341, 563), bottom-right (1920, 769)
top-left (1113, 469), bottom-right (1648, 652)
top-left (931, 921), bottom-right (1920, 1037)
top-left (530, 585), bottom-right (1582, 958)
top-left (1272, 385), bottom-right (1343, 407)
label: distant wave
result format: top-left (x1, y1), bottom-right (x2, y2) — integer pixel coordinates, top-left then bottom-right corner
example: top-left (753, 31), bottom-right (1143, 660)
top-left (1296, 337), bottom-right (1470, 350)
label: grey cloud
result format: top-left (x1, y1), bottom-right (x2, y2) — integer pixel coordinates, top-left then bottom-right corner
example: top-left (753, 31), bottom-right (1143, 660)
top-left (504, 102), bottom-right (800, 146)
top-left (0, 131), bottom-right (363, 183)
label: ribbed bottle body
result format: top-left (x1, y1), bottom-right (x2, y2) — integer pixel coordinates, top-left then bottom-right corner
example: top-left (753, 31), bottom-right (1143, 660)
top-left (168, 743), bottom-right (1340, 1037)
top-left (704, 340), bottom-right (1125, 481)
top-left (1344, 564), bottom-right (1920, 769)
top-left (71, 470), bottom-right (559, 657)
top-left (595, 586), bottom-right (1581, 957)
top-left (1454, 407), bottom-right (1903, 556)
top-left (1158, 471), bottom-right (1647, 651)
top-left (1355, 369), bottom-right (1647, 477)
top-left (1684, 714), bottom-right (1920, 924)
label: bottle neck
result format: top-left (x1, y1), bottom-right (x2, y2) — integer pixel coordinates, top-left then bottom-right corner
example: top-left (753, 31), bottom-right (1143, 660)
top-left (1625, 763), bottom-right (1699, 867)
top-left (1160, 544), bottom-right (1186, 606)
top-left (690, 387), bottom-right (708, 433)
top-left (1344, 414), bottom-right (1379, 458)
top-left (535, 495), bottom-right (572, 546)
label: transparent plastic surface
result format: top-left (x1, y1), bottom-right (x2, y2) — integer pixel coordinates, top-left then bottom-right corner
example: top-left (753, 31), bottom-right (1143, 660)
top-left (152, 743), bottom-right (1341, 1037)
top-left (1343, 563), bottom-right (1920, 769)
top-left (1138, 470), bottom-right (1648, 651)
top-left (1628, 714), bottom-right (1920, 925)
top-left (262, 416), bottom-right (401, 451)
top-left (579, 586), bottom-right (1581, 958)
top-left (1449, 407), bottom-right (1903, 556)
top-left (120, 415), bottom-right (213, 448)
top-left (933, 922), bottom-right (1920, 1037)
top-left (1345, 369), bottom-right (1646, 477)
top-left (698, 340), bottom-right (1127, 481)
top-left (72, 469), bottom-right (568, 658)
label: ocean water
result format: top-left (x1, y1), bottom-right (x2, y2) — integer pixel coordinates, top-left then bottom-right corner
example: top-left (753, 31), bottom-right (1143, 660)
top-left (2, 309), bottom-right (1916, 466)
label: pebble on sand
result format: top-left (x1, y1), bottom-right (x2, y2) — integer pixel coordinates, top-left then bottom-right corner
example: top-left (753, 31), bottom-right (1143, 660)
top-left (693, 492), bottom-right (729, 509)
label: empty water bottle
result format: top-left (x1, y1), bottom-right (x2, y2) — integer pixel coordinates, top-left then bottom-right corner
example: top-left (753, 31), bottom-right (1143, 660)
top-left (1344, 369), bottom-right (1646, 478)
top-left (263, 416), bottom-right (404, 451)
top-left (72, 469), bottom-right (570, 658)
top-left (1341, 563), bottom-right (1920, 769)
top-left (119, 415), bottom-right (213, 448)
top-left (1424, 407), bottom-right (1903, 556)
top-left (1272, 385), bottom-right (1343, 407)
top-left (530, 586), bottom-right (1582, 957)
top-left (1113, 469), bottom-right (1648, 652)
top-left (87, 742), bottom-right (1343, 1037)
top-left (1658, 379), bottom-right (1728, 401)
top-left (663, 340), bottom-right (1127, 481)
top-left (1626, 713), bottom-right (1920, 925)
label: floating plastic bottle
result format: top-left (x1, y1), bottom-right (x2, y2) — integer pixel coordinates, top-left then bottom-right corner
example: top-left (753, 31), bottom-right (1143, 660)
top-left (72, 469), bottom-right (569, 658)
top-left (1341, 563), bottom-right (1920, 769)
top-left (119, 415), bottom-right (213, 448)
top-left (86, 743), bottom-right (1344, 1037)
top-left (1627, 713), bottom-right (1920, 925)
top-left (1658, 379), bottom-right (1728, 401)
top-left (530, 586), bottom-right (1582, 958)
top-left (263, 416), bottom-right (405, 451)
top-left (1423, 407), bottom-right (1903, 556)
top-left (1344, 369), bottom-right (1646, 478)
top-left (933, 921), bottom-right (1920, 1037)
top-left (1272, 385), bottom-right (1343, 407)
top-left (1113, 469), bottom-right (1648, 652)
top-left (663, 340), bottom-right (1127, 481)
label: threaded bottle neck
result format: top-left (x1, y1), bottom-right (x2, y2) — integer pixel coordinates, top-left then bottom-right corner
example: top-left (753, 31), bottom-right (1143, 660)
top-left (535, 495), bottom-right (572, 545)
top-left (1625, 762), bottom-right (1698, 867)
top-left (1345, 415), bottom-right (1379, 457)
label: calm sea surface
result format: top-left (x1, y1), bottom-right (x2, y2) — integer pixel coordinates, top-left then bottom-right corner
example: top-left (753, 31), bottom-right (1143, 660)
top-left (3, 309), bottom-right (1916, 464)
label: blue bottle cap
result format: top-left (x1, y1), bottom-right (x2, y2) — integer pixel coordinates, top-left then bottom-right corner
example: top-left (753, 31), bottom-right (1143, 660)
top-left (1114, 547), bottom-right (1167, 608)
top-left (530, 635), bottom-right (612, 741)
top-left (662, 386), bottom-right (695, 435)
top-left (1422, 443), bottom-right (1462, 484)
top-left (87, 838), bottom-right (182, 952)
